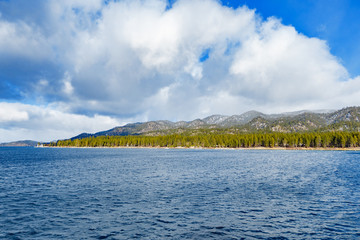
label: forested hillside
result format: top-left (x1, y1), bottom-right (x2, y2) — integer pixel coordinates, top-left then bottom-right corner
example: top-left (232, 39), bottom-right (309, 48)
top-left (49, 132), bottom-right (360, 149)
top-left (70, 107), bottom-right (360, 139)
top-left (47, 107), bottom-right (360, 149)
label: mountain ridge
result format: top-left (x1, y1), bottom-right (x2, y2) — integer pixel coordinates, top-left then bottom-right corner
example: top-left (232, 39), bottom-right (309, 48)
top-left (0, 140), bottom-right (38, 147)
top-left (70, 106), bottom-right (360, 140)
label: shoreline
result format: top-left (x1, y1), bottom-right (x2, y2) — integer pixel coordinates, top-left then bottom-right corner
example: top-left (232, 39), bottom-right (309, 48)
top-left (39, 145), bottom-right (360, 151)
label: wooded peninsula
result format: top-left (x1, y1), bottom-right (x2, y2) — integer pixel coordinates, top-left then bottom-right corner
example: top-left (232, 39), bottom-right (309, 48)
top-left (47, 131), bottom-right (360, 149)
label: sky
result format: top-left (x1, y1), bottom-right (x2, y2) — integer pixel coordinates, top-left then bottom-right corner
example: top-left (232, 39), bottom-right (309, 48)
top-left (1, 0), bottom-right (360, 143)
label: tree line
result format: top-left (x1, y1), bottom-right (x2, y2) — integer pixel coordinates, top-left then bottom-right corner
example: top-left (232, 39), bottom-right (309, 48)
top-left (48, 131), bottom-right (360, 148)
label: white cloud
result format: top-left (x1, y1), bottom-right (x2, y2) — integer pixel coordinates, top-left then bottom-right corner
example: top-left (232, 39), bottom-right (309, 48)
top-left (60, 0), bottom-right (258, 113)
top-left (62, 72), bottom-right (74, 95)
top-left (0, 103), bottom-right (29, 122)
top-left (0, 102), bottom-right (124, 142)
top-left (57, 0), bottom-right (360, 118)
top-left (228, 17), bottom-right (349, 105)
top-left (0, 20), bottom-right (51, 59)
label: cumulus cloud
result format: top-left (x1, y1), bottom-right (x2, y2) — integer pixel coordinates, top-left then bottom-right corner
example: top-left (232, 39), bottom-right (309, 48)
top-left (0, 103), bottom-right (29, 122)
top-left (1, 0), bottom-right (360, 142)
top-left (0, 102), bottom-right (124, 142)
top-left (0, 21), bottom-right (50, 59)
top-left (228, 18), bottom-right (349, 105)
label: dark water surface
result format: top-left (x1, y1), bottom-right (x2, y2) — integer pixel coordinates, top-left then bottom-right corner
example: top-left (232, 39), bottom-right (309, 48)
top-left (1, 147), bottom-right (359, 239)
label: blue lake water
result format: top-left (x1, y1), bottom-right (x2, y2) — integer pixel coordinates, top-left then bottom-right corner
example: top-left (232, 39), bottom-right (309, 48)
top-left (0, 147), bottom-right (359, 239)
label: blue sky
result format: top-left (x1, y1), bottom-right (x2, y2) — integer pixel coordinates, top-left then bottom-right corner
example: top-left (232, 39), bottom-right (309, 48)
top-left (0, 0), bottom-right (360, 142)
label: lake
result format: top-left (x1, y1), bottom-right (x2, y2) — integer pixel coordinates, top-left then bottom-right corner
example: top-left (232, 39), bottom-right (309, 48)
top-left (0, 147), bottom-right (359, 239)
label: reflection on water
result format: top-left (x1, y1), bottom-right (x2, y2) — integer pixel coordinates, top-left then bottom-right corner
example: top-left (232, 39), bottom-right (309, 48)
top-left (0, 147), bottom-right (359, 239)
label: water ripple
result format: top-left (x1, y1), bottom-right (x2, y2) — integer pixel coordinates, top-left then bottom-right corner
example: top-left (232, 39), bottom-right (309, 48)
top-left (0, 147), bottom-right (360, 239)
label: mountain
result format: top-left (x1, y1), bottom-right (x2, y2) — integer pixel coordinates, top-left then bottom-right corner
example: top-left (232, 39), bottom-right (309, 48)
top-left (70, 106), bottom-right (360, 139)
top-left (0, 140), bottom-right (39, 147)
